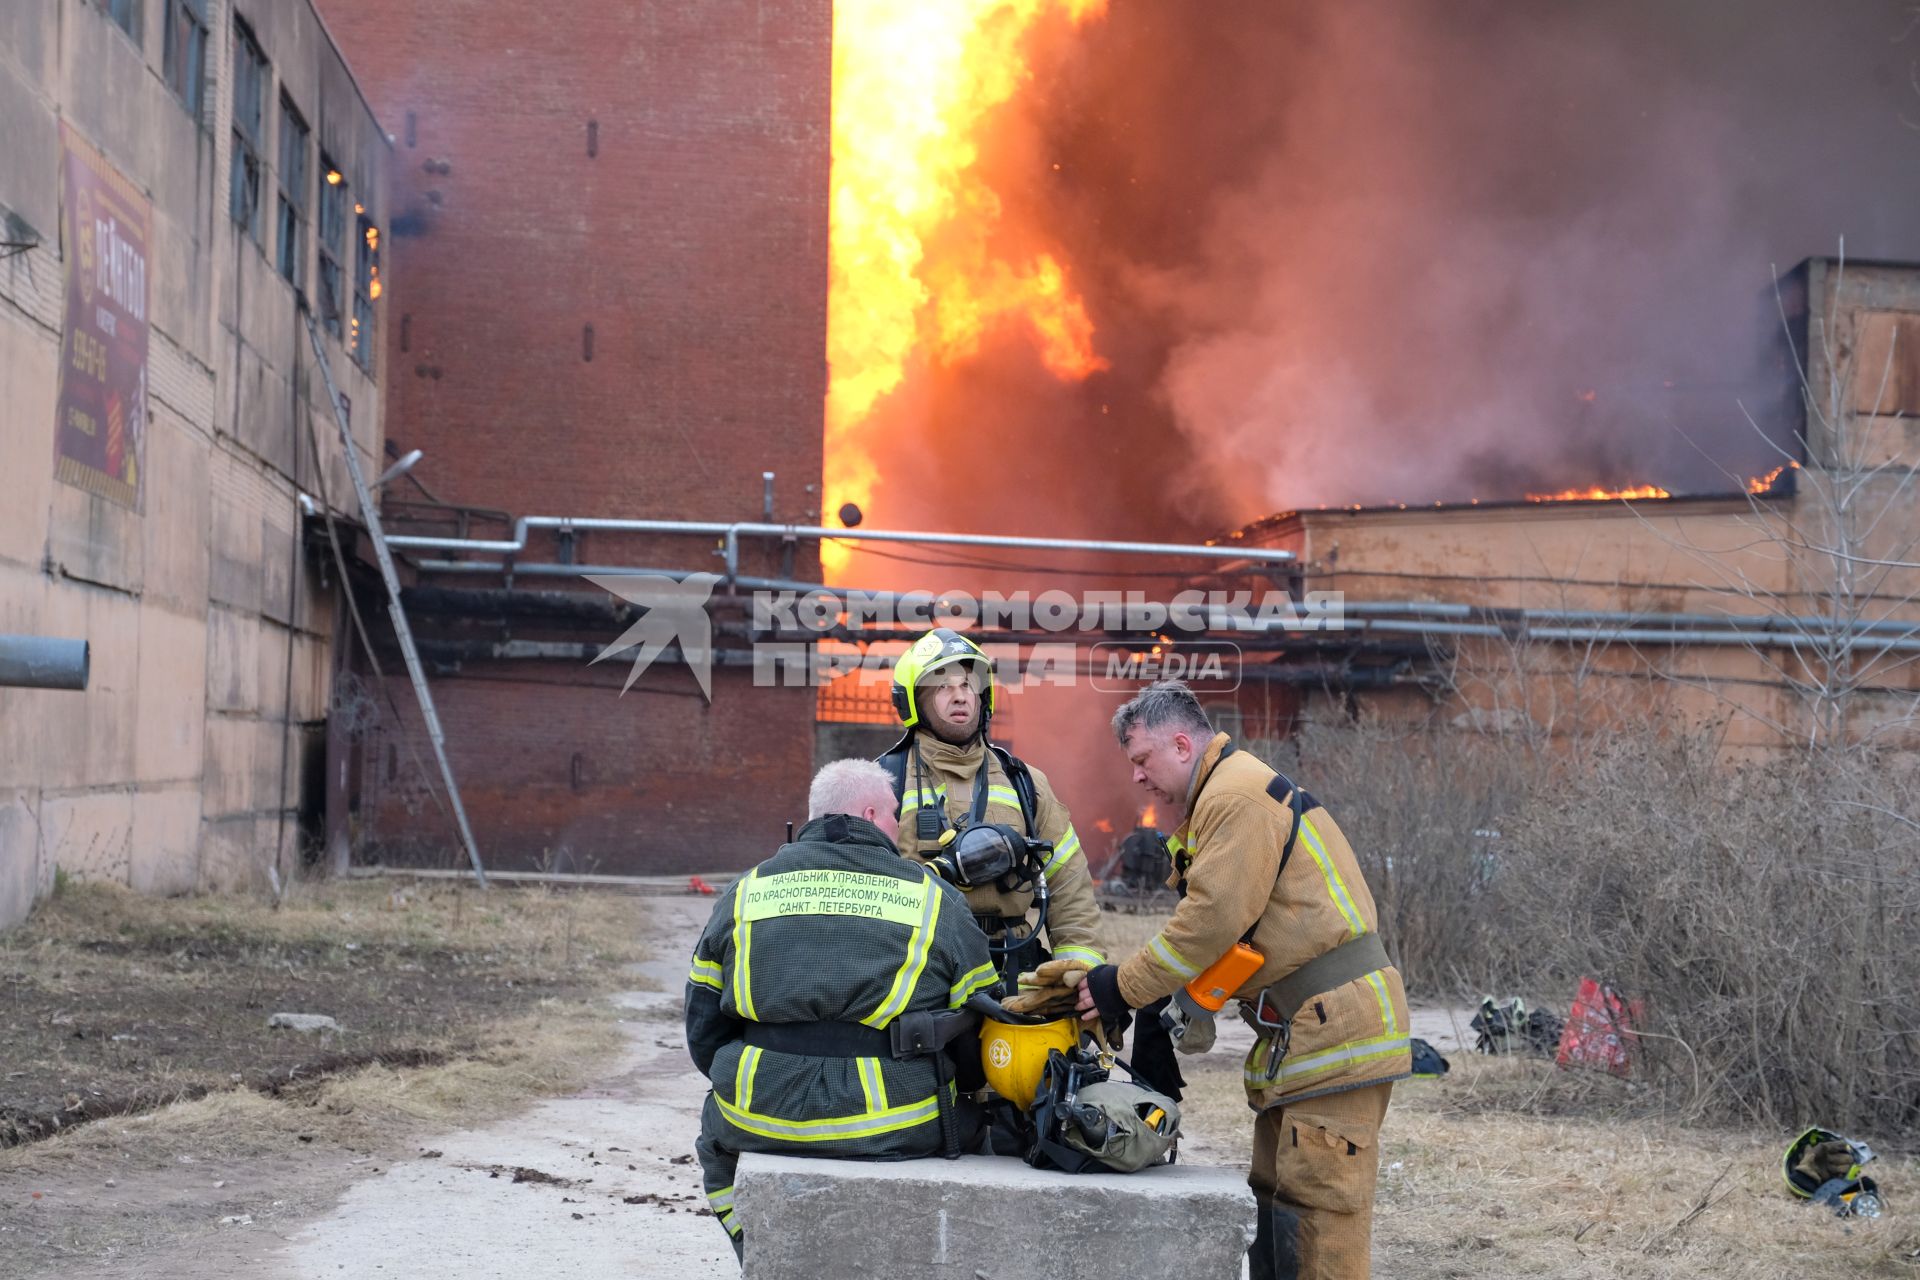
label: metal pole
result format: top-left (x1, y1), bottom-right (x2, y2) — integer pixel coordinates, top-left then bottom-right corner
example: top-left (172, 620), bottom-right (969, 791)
top-left (301, 306), bottom-right (488, 888)
top-left (0, 636), bottom-right (89, 690)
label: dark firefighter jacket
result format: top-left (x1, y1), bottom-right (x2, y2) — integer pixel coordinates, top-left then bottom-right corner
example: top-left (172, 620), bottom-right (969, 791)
top-left (685, 814), bottom-right (998, 1154)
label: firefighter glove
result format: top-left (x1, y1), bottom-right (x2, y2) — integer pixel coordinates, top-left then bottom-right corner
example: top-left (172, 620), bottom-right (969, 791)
top-left (1002, 985), bottom-right (1081, 1016)
top-left (1084, 964), bottom-right (1130, 1021)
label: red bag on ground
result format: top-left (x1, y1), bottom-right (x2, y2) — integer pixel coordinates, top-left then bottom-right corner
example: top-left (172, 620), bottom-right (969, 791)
top-left (1555, 977), bottom-right (1641, 1078)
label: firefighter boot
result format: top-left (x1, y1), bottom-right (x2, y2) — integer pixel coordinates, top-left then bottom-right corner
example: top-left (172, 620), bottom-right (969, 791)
top-left (1249, 1196), bottom-right (1304, 1280)
top-left (1249, 1083), bottom-right (1391, 1279)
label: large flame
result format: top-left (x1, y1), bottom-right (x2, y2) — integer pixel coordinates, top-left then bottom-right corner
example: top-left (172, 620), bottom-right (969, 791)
top-left (825, 0), bottom-right (1109, 579)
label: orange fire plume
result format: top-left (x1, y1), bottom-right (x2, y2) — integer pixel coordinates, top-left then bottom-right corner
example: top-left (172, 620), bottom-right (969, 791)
top-left (1525, 483), bottom-right (1673, 503)
top-left (1139, 802), bottom-right (1158, 829)
top-left (825, 0), bottom-right (1109, 579)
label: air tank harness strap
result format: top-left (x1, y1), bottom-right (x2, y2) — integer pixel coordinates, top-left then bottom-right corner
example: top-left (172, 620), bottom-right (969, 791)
top-left (1247, 932), bottom-right (1393, 1083)
top-left (739, 1011), bottom-right (980, 1157)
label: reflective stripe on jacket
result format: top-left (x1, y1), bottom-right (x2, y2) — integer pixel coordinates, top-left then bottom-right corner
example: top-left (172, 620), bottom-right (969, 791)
top-left (684, 815), bottom-right (996, 1156)
top-left (890, 731), bottom-right (1104, 966)
top-left (1114, 733), bottom-right (1410, 1108)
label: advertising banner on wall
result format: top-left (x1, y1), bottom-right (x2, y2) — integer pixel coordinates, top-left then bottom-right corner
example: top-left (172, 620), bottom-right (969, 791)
top-left (54, 122), bottom-right (150, 512)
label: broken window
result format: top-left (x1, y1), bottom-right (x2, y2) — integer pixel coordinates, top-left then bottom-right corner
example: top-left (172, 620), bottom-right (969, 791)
top-left (350, 211), bottom-right (380, 373)
top-left (317, 157), bottom-right (347, 338)
top-left (228, 18), bottom-right (269, 245)
top-left (276, 94), bottom-right (309, 287)
top-left (163, 0), bottom-right (208, 121)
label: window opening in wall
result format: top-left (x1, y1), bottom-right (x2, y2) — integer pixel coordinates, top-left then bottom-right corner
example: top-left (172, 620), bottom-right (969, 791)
top-left (163, 0), bottom-right (208, 121)
top-left (405, 111), bottom-right (417, 148)
top-left (582, 323), bottom-right (594, 362)
top-left (318, 158), bottom-right (348, 338)
top-left (103, 0), bottom-right (141, 41)
top-left (587, 119), bottom-right (598, 158)
top-left (276, 94), bottom-right (310, 287)
top-left (350, 210), bottom-right (380, 372)
top-left (229, 18), bottom-right (269, 245)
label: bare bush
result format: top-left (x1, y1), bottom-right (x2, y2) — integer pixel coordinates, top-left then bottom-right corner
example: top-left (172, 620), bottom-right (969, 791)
top-left (1488, 733), bottom-right (1920, 1132)
top-left (1260, 721), bottom-right (1534, 998)
top-left (1261, 714), bottom-right (1920, 1132)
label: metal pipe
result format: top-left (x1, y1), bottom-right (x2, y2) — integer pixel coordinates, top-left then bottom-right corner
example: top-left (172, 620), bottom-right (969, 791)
top-left (1322, 599), bottom-right (1920, 636)
top-left (0, 636), bottom-right (89, 690)
top-left (725, 522), bottom-right (1296, 564)
top-left (1349, 618), bottom-right (1920, 652)
top-left (388, 515), bottom-right (1296, 565)
top-left (407, 560), bottom-right (1919, 651)
top-left (390, 518), bottom-right (733, 553)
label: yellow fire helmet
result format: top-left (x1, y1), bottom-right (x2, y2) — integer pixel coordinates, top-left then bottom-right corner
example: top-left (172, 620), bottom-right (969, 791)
top-left (980, 1016), bottom-right (1080, 1105)
top-left (890, 627), bottom-right (995, 729)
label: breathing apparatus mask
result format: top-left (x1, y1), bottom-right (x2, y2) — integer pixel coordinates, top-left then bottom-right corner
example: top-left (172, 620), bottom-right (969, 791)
top-left (927, 822), bottom-right (1053, 958)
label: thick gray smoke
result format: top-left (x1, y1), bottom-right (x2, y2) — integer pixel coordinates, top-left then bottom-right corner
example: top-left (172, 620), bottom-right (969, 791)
top-left (974, 0), bottom-right (1920, 524)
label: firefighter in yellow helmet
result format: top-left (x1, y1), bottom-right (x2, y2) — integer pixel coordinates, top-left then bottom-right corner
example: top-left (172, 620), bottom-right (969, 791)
top-left (877, 629), bottom-right (1105, 991)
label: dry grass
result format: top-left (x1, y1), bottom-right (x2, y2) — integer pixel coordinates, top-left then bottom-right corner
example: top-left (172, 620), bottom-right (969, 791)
top-left (1093, 905), bottom-right (1172, 963)
top-left (1103, 896), bottom-right (1920, 1276)
top-left (0, 1001), bottom-right (630, 1173)
top-left (0, 878), bottom-right (666, 1276)
top-left (1172, 1049), bottom-right (1920, 1277)
top-left (10, 873), bottom-right (650, 967)
top-left (0, 876), bottom-right (652, 1160)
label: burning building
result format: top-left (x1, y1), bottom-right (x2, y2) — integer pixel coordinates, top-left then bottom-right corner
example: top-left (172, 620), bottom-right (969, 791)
top-left (312, 1), bottom-right (1920, 875)
top-left (1203, 257), bottom-right (1920, 755)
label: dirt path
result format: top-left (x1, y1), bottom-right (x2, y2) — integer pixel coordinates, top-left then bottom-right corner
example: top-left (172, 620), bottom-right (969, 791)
top-left (275, 898), bottom-right (730, 1279)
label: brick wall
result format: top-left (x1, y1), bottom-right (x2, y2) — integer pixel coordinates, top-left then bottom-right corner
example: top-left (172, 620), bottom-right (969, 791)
top-left (320, 0), bottom-right (831, 874)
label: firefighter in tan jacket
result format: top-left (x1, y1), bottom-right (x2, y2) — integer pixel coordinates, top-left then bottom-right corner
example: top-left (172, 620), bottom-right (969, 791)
top-left (877, 629), bottom-right (1104, 983)
top-left (1079, 681), bottom-right (1409, 1280)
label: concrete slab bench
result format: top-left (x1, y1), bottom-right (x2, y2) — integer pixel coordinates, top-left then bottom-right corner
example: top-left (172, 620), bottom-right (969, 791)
top-left (735, 1151), bottom-right (1256, 1279)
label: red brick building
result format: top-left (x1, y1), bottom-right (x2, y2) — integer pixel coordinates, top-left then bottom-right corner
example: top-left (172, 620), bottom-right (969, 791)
top-left (320, 1), bottom-right (830, 874)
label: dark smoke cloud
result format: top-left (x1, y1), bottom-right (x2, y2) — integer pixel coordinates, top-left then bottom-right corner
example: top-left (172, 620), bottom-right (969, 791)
top-left (967, 0), bottom-right (1920, 526)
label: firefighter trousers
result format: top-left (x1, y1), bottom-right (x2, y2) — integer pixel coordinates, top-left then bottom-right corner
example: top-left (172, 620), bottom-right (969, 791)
top-left (1247, 1082), bottom-right (1393, 1280)
top-left (696, 1096), bottom-right (746, 1262)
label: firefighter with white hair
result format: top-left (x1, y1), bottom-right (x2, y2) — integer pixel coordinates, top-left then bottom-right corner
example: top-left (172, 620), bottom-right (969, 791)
top-left (685, 757), bottom-right (996, 1262)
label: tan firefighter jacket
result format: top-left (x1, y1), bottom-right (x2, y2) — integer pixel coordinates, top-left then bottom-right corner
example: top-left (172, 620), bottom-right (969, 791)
top-left (1114, 733), bottom-right (1410, 1108)
top-left (892, 731), bottom-right (1104, 966)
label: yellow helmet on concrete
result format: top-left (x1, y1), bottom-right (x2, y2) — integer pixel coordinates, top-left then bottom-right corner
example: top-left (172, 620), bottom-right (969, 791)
top-left (980, 1016), bottom-right (1080, 1105)
top-left (891, 627), bottom-right (995, 730)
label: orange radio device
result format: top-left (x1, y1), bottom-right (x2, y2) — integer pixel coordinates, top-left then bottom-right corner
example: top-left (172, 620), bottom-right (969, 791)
top-left (1185, 941), bottom-right (1265, 1010)
top-left (1182, 773), bottom-right (1311, 1010)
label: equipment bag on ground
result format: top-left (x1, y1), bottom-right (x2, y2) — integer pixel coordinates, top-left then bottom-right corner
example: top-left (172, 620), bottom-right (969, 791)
top-left (1025, 1042), bottom-right (1180, 1174)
